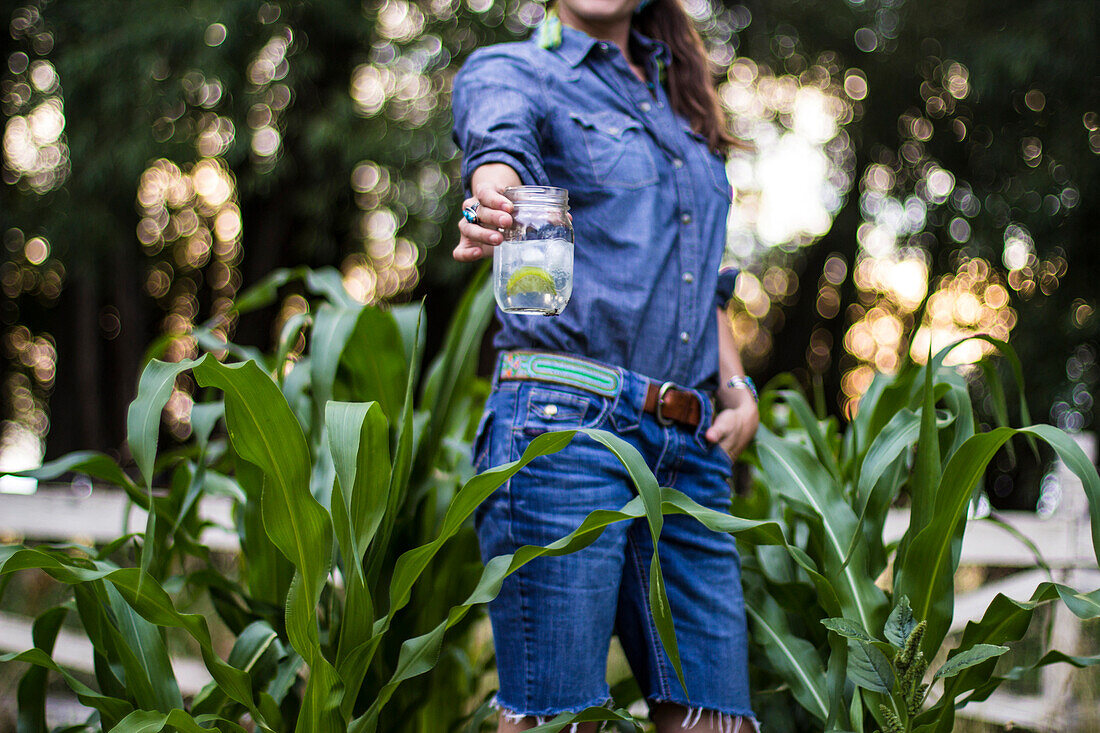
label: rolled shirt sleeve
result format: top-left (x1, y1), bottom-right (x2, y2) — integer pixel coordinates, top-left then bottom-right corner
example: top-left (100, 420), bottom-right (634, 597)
top-left (715, 266), bottom-right (740, 309)
top-left (452, 49), bottom-right (548, 189)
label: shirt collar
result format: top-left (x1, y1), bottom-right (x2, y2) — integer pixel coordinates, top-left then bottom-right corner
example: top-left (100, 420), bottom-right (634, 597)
top-left (550, 22), bottom-right (672, 70)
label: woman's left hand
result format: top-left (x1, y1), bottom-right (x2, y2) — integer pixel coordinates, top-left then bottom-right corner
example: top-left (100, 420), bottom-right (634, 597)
top-left (704, 395), bottom-right (759, 462)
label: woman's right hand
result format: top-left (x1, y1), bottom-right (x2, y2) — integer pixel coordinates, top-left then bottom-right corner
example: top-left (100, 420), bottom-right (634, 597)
top-left (454, 163), bottom-right (522, 262)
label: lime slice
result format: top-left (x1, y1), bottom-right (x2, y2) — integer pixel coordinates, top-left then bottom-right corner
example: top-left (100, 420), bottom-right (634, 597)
top-left (506, 266), bottom-right (556, 297)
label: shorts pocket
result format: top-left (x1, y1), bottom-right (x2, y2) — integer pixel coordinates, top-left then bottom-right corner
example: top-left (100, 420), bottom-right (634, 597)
top-left (470, 407), bottom-right (495, 472)
top-left (570, 110), bottom-right (658, 189)
top-left (521, 386), bottom-right (607, 437)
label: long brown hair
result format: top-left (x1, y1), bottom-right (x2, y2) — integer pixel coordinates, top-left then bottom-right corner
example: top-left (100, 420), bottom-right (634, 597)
top-left (633, 0), bottom-right (738, 155)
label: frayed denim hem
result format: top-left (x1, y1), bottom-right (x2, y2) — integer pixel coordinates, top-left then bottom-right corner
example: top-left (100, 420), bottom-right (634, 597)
top-left (490, 694), bottom-right (614, 732)
top-left (647, 698), bottom-right (761, 733)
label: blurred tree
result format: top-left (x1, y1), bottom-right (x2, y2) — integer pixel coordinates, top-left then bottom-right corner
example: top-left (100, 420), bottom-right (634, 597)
top-left (1, 0), bottom-right (518, 459)
top-left (728, 0), bottom-right (1098, 442)
top-left (2, 0), bottom-right (1097, 478)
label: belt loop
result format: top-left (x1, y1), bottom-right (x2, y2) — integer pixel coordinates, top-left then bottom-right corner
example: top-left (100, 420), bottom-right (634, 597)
top-left (609, 367), bottom-right (643, 432)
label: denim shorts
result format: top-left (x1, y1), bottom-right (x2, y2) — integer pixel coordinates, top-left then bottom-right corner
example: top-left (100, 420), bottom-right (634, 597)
top-left (471, 358), bottom-right (757, 726)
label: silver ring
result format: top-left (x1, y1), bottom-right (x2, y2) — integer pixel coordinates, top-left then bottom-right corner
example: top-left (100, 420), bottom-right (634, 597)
top-left (462, 203), bottom-right (480, 224)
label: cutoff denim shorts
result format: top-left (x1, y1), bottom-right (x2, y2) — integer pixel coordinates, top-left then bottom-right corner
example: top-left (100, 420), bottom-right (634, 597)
top-left (471, 357), bottom-right (757, 724)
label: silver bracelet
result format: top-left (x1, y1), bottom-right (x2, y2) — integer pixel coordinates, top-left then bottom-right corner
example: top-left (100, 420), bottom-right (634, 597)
top-left (726, 375), bottom-right (758, 402)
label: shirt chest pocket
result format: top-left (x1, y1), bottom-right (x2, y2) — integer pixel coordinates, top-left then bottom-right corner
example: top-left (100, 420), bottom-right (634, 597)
top-left (569, 110), bottom-right (658, 189)
top-left (687, 129), bottom-right (733, 200)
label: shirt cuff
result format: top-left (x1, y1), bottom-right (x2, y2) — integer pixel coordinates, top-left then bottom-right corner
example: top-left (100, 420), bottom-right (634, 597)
top-left (461, 149), bottom-right (547, 191)
top-left (715, 266), bottom-right (740, 308)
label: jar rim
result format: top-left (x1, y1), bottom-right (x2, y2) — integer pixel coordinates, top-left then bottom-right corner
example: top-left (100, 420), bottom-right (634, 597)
top-left (504, 185), bottom-right (569, 207)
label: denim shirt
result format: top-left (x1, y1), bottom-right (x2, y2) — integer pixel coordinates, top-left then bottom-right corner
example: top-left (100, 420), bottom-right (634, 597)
top-left (452, 23), bottom-right (738, 391)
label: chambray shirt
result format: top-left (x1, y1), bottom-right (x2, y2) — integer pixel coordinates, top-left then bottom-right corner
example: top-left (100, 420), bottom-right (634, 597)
top-left (452, 23), bottom-right (738, 391)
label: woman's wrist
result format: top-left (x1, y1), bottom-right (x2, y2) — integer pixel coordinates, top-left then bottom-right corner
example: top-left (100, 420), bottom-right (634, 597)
top-left (725, 375), bottom-right (758, 403)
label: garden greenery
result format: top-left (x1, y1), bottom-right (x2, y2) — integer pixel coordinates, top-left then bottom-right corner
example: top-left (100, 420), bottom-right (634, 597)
top-left (1, 270), bottom-right (1099, 732)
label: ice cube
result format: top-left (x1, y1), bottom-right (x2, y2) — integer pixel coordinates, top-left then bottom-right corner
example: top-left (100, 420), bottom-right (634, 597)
top-left (521, 245), bottom-right (544, 265)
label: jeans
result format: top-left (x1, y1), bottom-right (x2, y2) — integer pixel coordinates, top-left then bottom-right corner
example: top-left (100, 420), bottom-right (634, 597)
top-left (471, 360), bottom-right (757, 724)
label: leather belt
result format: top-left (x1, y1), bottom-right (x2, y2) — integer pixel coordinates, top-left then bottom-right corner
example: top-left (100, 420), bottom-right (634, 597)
top-left (497, 350), bottom-right (704, 429)
top-left (643, 381), bottom-right (702, 428)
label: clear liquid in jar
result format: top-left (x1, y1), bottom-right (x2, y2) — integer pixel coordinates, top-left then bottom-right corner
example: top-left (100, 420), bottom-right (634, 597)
top-left (493, 238), bottom-right (573, 316)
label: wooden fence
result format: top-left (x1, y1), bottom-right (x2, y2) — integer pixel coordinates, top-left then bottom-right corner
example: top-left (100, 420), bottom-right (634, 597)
top-left (1, 434), bottom-right (1097, 730)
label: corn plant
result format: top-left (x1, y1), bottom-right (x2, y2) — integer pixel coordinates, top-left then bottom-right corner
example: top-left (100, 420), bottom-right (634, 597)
top-left (739, 338), bottom-right (1100, 733)
top-left (0, 267), bottom-right (807, 733)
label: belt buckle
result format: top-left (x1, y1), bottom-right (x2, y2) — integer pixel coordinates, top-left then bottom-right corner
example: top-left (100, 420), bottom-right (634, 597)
top-left (655, 381), bottom-right (675, 426)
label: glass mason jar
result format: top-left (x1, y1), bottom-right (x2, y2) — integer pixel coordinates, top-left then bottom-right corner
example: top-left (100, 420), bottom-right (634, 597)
top-left (493, 185), bottom-right (574, 316)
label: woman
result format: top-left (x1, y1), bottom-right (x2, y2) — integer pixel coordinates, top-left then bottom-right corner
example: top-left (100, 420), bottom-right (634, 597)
top-left (452, 0), bottom-right (760, 731)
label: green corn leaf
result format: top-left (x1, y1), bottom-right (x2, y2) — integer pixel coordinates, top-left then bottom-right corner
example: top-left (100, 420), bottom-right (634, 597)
top-left (825, 630), bottom-right (853, 731)
top-left (356, 426), bottom-right (803, 729)
top-left (894, 424), bottom-right (1100, 655)
top-left (389, 302), bottom-right (426, 366)
top-left (776, 389), bottom-right (842, 480)
top-left (311, 303), bottom-right (364, 413)
top-left (193, 356), bottom-right (332, 651)
top-left (0, 549), bottom-right (271, 730)
top-left (304, 266), bottom-right (358, 308)
top-left (192, 326), bottom-right (267, 365)
top-left (857, 409), bottom-right (920, 500)
top-left (231, 267), bottom-right (301, 314)
top-left (756, 426), bottom-right (887, 632)
top-left (192, 620), bottom-right (280, 717)
top-left (189, 401), bottom-right (224, 453)
top-left (746, 596), bottom-right (831, 722)
top-left (105, 582), bottom-right (184, 712)
top-left (860, 369), bottom-right (918, 457)
top-left (934, 644), bottom-right (1009, 679)
top-left (1, 647), bottom-right (134, 727)
top-left (127, 359), bottom-right (198, 491)
top-left (963, 649), bottom-right (1100, 705)
top-left (366, 304), bottom-right (422, 591)
top-left (928, 582), bottom-right (1100, 732)
top-left (848, 641), bottom-right (895, 694)
top-left (233, 448), bottom-right (294, 607)
top-left (332, 306), bottom-right (407, 421)
top-left (524, 706), bottom-right (645, 732)
top-left (108, 708), bottom-right (247, 733)
top-left (273, 311), bottom-right (311, 379)
top-left (884, 596), bottom-right (916, 648)
top-left (822, 617), bottom-right (875, 643)
top-left (325, 400), bottom-right (390, 714)
top-left (193, 355), bottom-right (341, 731)
top-left (326, 401), bottom-right (390, 576)
top-left (126, 358), bottom-right (200, 583)
top-left (902, 355), bottom-right (941, 564)
top-left (17, 450), bottom-right (136, 492)
top-left (16, 606), bottom-right (68, 733)
top-left (411, 266), bottom-right (493, 489)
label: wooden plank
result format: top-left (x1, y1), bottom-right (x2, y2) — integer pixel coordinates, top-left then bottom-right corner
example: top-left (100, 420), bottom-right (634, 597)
top-left (956, 692), bottom-right (1067, 732)
top-left (0, 489), bottom-right (237, 551)
top-left (884, 509), bottom-right (1093, 568)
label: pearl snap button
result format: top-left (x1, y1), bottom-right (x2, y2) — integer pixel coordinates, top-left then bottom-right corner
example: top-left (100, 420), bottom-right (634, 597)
top-left (640, 102), bottom-right (651, 112)
top-left (682, 272), bottom-right (694, 283)
top-left (543, 404), bottom-right (558, 417)
top-left (672, 158), bottom-right (684, 168)
top-left (681, 213), bottom-right (692, 224)
top-left (680, 331), bottom-right (691, 343)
